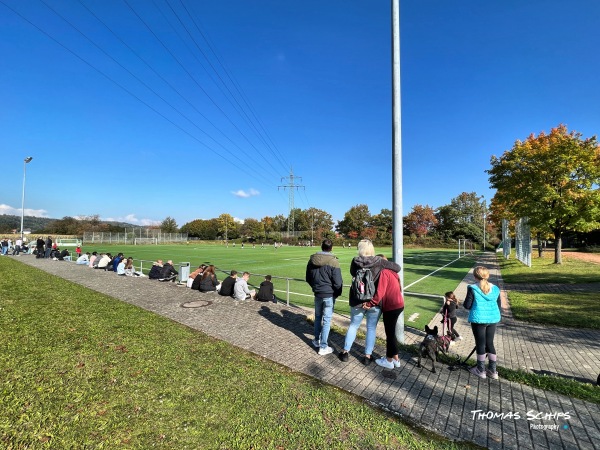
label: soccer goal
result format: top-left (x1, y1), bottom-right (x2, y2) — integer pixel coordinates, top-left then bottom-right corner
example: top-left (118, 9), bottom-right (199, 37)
top-left (134, 237), bottom-right (157, 245)
top-left (458, 239), bottom-right (474, 257)
top-left (56, 238), bottom-right (82, 247)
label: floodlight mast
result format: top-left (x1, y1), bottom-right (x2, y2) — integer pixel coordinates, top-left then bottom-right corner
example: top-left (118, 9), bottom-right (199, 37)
top-left (20, 156), bottom-right (33, 241)
top-left (391, 0), bottom-right (404, 342)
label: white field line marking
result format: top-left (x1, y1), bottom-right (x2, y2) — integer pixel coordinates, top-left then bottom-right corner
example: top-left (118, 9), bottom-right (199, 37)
top-left (404, 257), bottom-right (462, 290)
top-left (408, 313), bottom-right (420, 322)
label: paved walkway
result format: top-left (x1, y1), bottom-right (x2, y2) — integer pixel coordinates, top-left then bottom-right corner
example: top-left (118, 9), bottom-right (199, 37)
top-left (13, 255), bottom-right (600, 450)
top-left (419, 253), bottom-right (600, 385)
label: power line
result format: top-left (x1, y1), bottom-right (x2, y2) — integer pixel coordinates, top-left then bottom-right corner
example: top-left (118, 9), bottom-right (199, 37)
top-left (0, 0), bottom-right (274, 187)
top-left (123, 0), bottom-right (284, 178)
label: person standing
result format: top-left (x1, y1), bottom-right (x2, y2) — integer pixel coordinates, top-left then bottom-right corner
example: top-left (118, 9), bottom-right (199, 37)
top-left (12, 238), bottom-right (22, 255)
top-left (44, 236), bottom-right (53, 259)
top-left (463, 266), bottom-right (502, 380)
top-left (36, 236), bottom-right (45, 258)
top-left (441, 291), bottom-right (462, 341)
top-left (362, 266), bottom-right (404, 369)
top-left (339, 240), bottom-right (400, 365)
top-left (305, 239), bottom-right (343, 356)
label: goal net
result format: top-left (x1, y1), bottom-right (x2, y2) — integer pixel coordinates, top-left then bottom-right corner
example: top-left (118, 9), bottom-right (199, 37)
top-left (56, 238), bottom-right (82, 247)
top-left (134, 237), bottom-right (157, 245)
top-left (515, 217), bottom-right (532, 267)
top-left (458, 239), bottom-right (474, 257)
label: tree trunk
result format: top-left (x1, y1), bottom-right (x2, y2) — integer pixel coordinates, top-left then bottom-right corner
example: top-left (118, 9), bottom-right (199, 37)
top-left (537, 233), bottom-right (543, 258)
top-left (554, 231), bottom-right (562, 264)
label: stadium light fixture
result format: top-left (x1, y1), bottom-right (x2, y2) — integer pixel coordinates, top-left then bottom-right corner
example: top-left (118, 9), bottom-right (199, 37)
top-left (20, 156), bottom-right (33, 241)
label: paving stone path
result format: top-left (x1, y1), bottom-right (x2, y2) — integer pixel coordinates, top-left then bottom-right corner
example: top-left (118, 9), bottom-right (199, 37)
top-left (13, 254), bottom-right (600, 450)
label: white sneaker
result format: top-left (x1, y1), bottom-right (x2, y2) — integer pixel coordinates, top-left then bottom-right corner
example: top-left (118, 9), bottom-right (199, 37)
top-left (312, 339), bottom-right (320, 348)
top-left (456, 336), bottom-right (463, 341)
top-left (375, 357), bottom-right (395, 369)
top-left (392, 358), bottom-right (401, 368)
top-left (318, 346), bottom-right (333, 356)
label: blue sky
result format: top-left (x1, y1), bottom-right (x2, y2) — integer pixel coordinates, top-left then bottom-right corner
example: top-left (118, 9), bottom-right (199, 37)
top-left (1, 0), bottom-right (599, 227)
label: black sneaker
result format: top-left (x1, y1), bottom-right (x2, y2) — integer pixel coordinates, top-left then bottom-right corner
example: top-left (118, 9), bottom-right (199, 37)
top-left (362, 356), bottom-right (372, 366)
top-left (339, 351), bottom-right (349, 362)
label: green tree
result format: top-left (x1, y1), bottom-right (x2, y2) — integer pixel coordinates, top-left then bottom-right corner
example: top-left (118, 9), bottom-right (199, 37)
top-left (180, 219), bottom-right (219, 240)
top-left (435, 193), bottom-right (485, 243)
top-left (370, 208), bottom-right (393, 244)
top-left (487, 124), bottom-right (600, 264)
top-left (336, 204), bottom-right (371, 237)
top-left (160, 216), bottom-right (178, 233)
top-left (217, 214), bottom-right (239, 240)
top-left (239, 218), bottom-right (263, 240)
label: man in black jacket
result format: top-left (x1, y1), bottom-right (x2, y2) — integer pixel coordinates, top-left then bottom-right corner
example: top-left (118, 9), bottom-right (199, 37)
top-left (306, 239), bottom-right (343, 356)
top-left (148, 260), bottom-right (163, 280)
top-left (159, 260), bottom-right (178, 282)
top-left (217, 270), bottom-right (238, 296)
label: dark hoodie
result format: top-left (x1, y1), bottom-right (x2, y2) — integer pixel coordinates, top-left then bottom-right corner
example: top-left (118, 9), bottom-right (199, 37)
top-left (305, 252), bottom-right (343, 298)
top-left (349, 256), bottom-right (401, 307)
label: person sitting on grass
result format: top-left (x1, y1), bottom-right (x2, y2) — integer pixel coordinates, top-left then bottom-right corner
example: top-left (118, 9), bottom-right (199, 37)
top-left (217, 270), bottom-right (237, 296)
top-left (159, 260), bottom-right (178, 282)
top-left (148, 259), bottom-right (163, 279)
top-left (233, 272), bottom-right (255, 301)
top-left (254, 275), bottom-right (276, 303)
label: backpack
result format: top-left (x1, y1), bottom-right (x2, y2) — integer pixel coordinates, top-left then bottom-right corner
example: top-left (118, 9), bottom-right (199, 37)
top-left (349, 268), bottom-right (376, 303)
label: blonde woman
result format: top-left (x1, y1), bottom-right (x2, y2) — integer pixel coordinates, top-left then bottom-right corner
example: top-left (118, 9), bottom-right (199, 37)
top-left (339, 239), bottom-right (401, 366)
top-left (463, 266), bottom-right (501, 379)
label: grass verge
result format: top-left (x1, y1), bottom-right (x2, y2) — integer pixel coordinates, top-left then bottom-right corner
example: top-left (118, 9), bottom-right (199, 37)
top-left (0, 257), bottom-right (472, 450)
top-left (499, 253), bottom-right (600, 284)
top-left (507, 291), bottom-right (600, 329)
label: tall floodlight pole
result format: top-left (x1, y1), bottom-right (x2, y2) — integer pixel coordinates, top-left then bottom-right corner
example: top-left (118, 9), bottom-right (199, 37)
top-left (20, 157), bottom-right (33, 241)
top-left (391, 0), bottom-right (404, 343)
top-left (482, 198), bottom-right (487, 252)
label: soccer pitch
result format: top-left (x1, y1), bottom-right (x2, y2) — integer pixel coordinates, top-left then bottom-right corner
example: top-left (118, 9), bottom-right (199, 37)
top-left (81, 242), bottom-right (476, 330)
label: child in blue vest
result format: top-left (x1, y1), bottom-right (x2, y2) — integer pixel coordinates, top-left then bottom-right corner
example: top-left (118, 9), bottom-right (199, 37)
top-left (463, 266), bottom-right (501, 379)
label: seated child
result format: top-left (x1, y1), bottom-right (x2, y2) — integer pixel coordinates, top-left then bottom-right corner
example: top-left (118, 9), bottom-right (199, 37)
top-left (255, 275), bottom-right (276, 303)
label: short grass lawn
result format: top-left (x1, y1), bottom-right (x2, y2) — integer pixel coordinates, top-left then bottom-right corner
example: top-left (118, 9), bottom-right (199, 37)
top-left (500, 253), bottom-right (600, 284)
top-left (507, 291), bottom-right (600, 329)
top-left (0, 257), bottom-right (470, 449)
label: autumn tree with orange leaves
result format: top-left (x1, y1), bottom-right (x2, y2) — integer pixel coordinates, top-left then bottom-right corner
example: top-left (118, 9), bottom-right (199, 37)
top-left (487, 125), bottom-right (600, 264)
top-left (404, 204), bottom-right (438, 238)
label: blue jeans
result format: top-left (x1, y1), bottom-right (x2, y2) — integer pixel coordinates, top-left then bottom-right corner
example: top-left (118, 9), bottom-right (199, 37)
top-left (343, 305), bottom-right (381, 356)
top-left (314, 296), bottom-right (335, 349)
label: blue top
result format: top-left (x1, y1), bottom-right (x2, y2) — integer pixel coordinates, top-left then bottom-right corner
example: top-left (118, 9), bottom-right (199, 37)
top-left (464, 284), bottom-right (501, 324)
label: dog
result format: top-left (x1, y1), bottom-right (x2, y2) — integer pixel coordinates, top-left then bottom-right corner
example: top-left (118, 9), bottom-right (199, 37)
top-left (417, 325), bottom-right (449, 373)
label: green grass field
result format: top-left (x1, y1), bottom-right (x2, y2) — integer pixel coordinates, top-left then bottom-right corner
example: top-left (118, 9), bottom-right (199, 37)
top-left (80, 243), bottom-right (476, 330)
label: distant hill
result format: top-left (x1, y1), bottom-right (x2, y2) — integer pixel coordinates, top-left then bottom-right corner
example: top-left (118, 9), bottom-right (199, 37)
top-left (0, 214), bottom-right (141, 234)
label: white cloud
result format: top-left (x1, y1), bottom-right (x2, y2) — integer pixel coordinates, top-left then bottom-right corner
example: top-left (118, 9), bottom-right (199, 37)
top-left (231, 188), bottom-right (260, 198)
top-left (102, 214), bottom-right (159, 226)
top-left (0, 203), bottom-right (49, 217)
